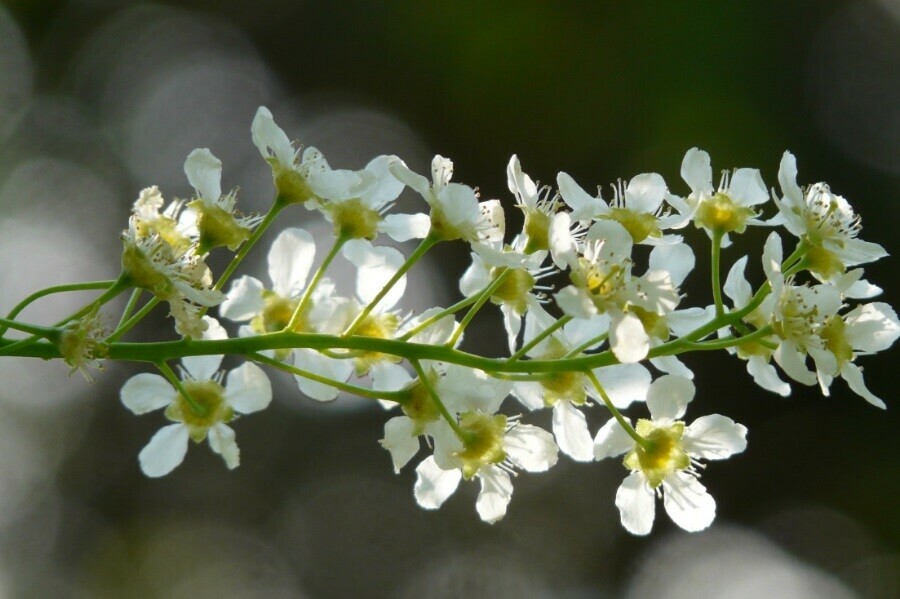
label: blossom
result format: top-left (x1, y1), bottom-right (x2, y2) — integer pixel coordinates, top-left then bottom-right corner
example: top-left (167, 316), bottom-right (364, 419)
top-left (554, 220), bottom-right (681, 363)
top-left (674, 147), bottom-right (768, 242)
top-left (512, 303), bottom-right (652, 462)
top-left (119, 318), bottom-right (272, 476)
top-left (557, 170), bottom-right (686, 243)
top-left (183, 148), bottom-right (262, 252)
top-left (507, 155), bottom-right (561, 253)
top-left (390, 154), bottom-right (505, 245)
top-left (251, 106), bottom-right (375, 206)
top-left (774, 151), bottom-right (887, 281)
top-left (594, 375), bottom-right (747, 535)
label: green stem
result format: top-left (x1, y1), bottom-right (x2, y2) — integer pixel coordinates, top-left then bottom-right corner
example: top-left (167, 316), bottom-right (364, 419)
top-left (343, 235), bottom-right (439, 337)
top-left (0, 280), bottom-right (118, 336)
top-left (156, 360), bottom-right (204, 416)
top-left (446, 268), bottom-right (511, 347)
top-left (286, 233), bottom-right (349, 331)
top-left (411, 358), bottom-right (470, 443)
top-left (250, 352), bottom-right (407, 402)
top-left (398, 294), bottom-right (479, 341)
top-left (711, 230), bottom-right (725, 318)
top-left (681, 325), bottom-right (774, 351)
top-left (586, 370), bottom-right (649, 450)
top-left (105, 298), bottom-right (160, 343)
top-left (209, 200), bottom-right (284, 295)
top-left (507, 314), bottom-right (572, 362)
top-left (117, 290), bottom-right (143, 329)
top-left (564, 332), bottom-right (608, 358)
top-left (0, 317), bottom-right (54, 338)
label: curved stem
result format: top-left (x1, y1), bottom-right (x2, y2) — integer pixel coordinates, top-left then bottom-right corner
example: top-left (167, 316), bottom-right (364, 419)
top-left (343, 235), bottom-right (439, 337)
top-left (564, 332), bottom-right (608, 358)
top-left (156, 360), bottom-right (204, 416)
top-left (507, 314), bottom-right (572, 362)
top-left (398, 294), bottom-right (479, 341)
top-left (212, 200), bottom-right (284, 295)
top-left (0, 280), bottom-right (118, 336)
top-left (411, 358), bottom-right (469, 443)
top-left (117, 290), bottom-right (143, 329)
top-left (105, 298), bottom-right (161, 343)
top-left (287, 233), bottom-right (349, 331)
top-left (446, 268), bottom-right (511, 347)
top-left (250, 352), bottom-right (407, 402)
top-left (586, 370), bottom-right (648, 450)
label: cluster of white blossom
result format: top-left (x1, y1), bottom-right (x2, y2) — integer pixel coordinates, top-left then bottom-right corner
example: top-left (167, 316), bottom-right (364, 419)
top-left (116, 107), bottom-right (898, 534)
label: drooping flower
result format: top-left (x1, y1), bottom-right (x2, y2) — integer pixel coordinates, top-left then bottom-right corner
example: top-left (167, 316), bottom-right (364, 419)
top-left (390, 155), bottom-right (505, 245)
top-left (774, 151), bottom-right (887, 281)
top-left (119, 318), bottom-right (272, 476)
top-left (594, 375), bottom-right (747, 535)
top-left (183, 148), bottom-right (262, 252)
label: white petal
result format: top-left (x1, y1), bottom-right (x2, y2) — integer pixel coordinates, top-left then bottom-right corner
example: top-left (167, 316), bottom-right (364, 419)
top-left (402, 307), bottom-right (457, 346)
top-left (138, 424), bottom-right (190, 478)
top-left (293, 348), bottom-right (354, 402)
top-left (219, 275), bottom-right (265, 322)
top-left (225, 362), bottom-right (272, 414)
top-left (841, 363), bottom-right (886, 409)
top-left (557, 171), bottom-right (606, 220)
top-left (593, 417), bottom-right (635, 460)
top-left (251, 106), bottom-right (295, 168)
top-left (747, 355), bottom-right (791, 397)
top-left (625, 172), bottom-right (666, 214)
top-left (774, 341), bottom-right (816, 386)
top-left (371, 362), bottom-right (413, 393)
top-left (777, 151), bottom-right (803, 207)
top-left (552, 402), bottom-right (594, 462)
top-left (683, 414), bottom-right (748, 460)
top-left (762, 232), bottom-right (783, 289)
top-left (549, 212), bottom-right (579, 269)
top-left (181, 350), bottom-right (223, 383)
top-left (363, 154), bottom-right (405, 208)
top-left (648, 243), bottom-right (695, 287)
top-left (681, 148), bottom-right (713, 198)
top-left (438, 365), bottom-right (511, 415)
top-left (646, 375), bottom-right (694, 421)
top-left (379, 212), bottom-right (431, 242)
top-left (723, 256), bottom-right (752, 307)
top-left (511, 381), bottom-right (545, 411)
top-left (506, 155), bottom-right (538, 209)
top-left (649, 354), bottom-right (694, 379)
top-left (504, 424), bottom-right (558, 472)
top-left (590, 363), bottom-right (652, 409)
top-left (459, 254), bottom-right (492, 297)
top-left (662, 472), bottom-right (716, 532)
top-left (610, 312), bottom-right (650, 363)
top-left (667, 306), bottom-right (716, 338)
top-left (121, 373), bottom-right (174, 414)
top-left (844, 303), bottom-right (900, 353)
top-left (184, 147), bottom-right (222, 202)
top-left (502, 304), bottom-right (522, 355)
top-left (388, 161), bottom-right (431, 197)
top-left (837, 237), bottom-right (887, 267)
top-left (208, 423), bottom-right (240, 469)
top-left (555, 286), bottom-right (596, 319)
top-left (382, 416), bottom-right (420, 473)
top-left (345, 240), bottom-right (407, 309)
top-left (562, 313), bottom-right (609, 350)
top-left (414, 456), bottom-right (461, 509)
top-left (268, 228), bottom-right (316, 297)
top-left (728, 168), bottom-right (768, 206)
top-left (844, 278), bottom-right (882, 300)
top-left (476, 466), bottom-right (514, 524)
top-left (616, 472), bottom-right (656, 536)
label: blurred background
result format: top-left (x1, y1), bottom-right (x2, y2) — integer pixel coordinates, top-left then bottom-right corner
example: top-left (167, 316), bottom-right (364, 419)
top-left (0, 0), bottom-right (897, 597)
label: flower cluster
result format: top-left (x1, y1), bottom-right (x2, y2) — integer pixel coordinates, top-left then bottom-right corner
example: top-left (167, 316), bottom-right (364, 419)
top-left (104, 109), bottom-right (897, 532)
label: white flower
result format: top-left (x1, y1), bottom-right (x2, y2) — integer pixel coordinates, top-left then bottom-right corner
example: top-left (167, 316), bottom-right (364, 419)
top-left (390, 155), bottom-right (505, 245)
top-left (557, 170), bottom-right (685, 243)
top-left (507, 155), bottom-right (561, 253)
top-left (774, 151), bottom-right (887, 281)
top-left (512, 303), bottom-right (652, 462)
top-left (594, 375), bottom-right (747, 535)
top-left (414, 412), bottom-right (558, 523)
top-left (119, 318), bottom-right (272, 476)
top-left (184, 148), bottom-right (262, 251)
top-left (554, 220), bottom-right (681, 363)
top-left (251, 106), bottom-right (375, 206)
top-left (459, 236), bottom-right (555, 353)
top-left (675, 147), bottom-right (769, 242)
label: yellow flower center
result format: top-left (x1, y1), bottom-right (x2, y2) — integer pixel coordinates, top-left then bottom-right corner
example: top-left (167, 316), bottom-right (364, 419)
top-left (456, 412), bottom-right (508, 479)
top-left (189, 200), bottom-right (251, 253)
top-left (352, 312), bottom-right (401, 375)
top-left (624, 420), bottom-right (690, 488)
top-left (329, 198), bottom-right (381, 240)
top-left (165, 380), bottom-right (234, 442)
top-left (695, 192), bottom-right (755, 234)
top-left (606, 208), bottom-right (660, 243)
top-left (490, 267), bottom-right (535, 315)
